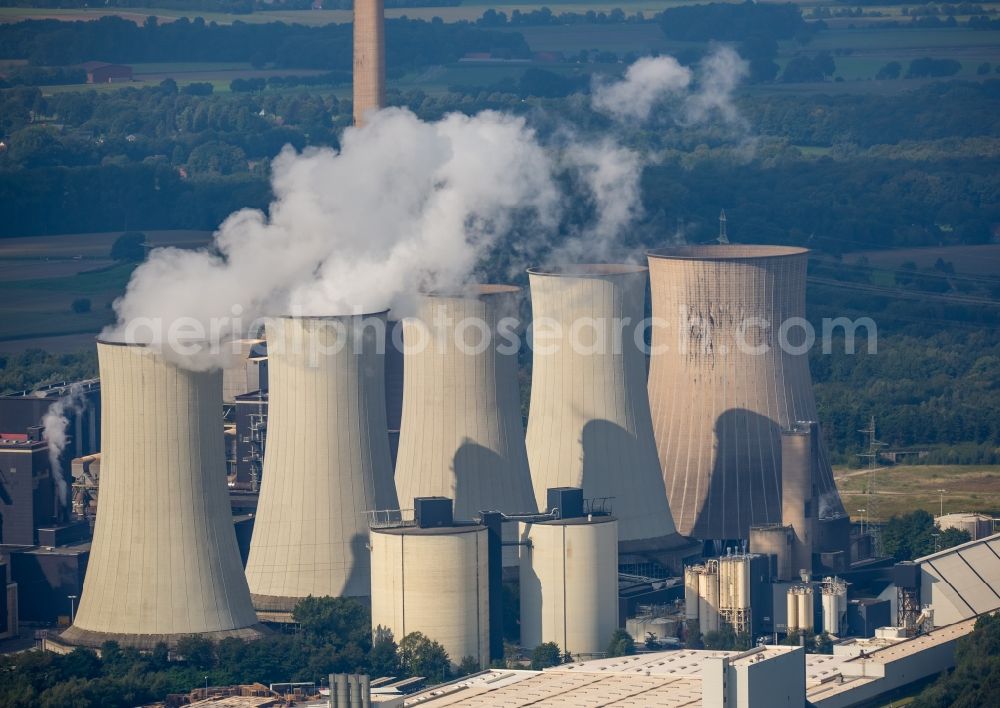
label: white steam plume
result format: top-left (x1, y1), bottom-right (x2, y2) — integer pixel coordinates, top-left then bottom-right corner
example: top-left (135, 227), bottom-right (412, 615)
top-left (107, 52), bottom-right (752, 369)
top-left (107, 109), bottom-right (561, 367)
top-left (591, 55), bottom-right (691, 122)
top-left (40, 384), bottom-right (86, 514)
top-left (592, 47), bottom-right (748, 126)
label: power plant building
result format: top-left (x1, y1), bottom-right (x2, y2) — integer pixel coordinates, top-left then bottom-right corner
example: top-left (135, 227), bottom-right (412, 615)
top-left (394, 287), bottom-right (537, 550)
top-left (60, 342), bottom-right (264, 649)
top-left (646, 245), bottom-right (845, 540)
top-left (524, 265), bottom-right (689, 564)
top-left (245, 315), bottom-right (397, 613)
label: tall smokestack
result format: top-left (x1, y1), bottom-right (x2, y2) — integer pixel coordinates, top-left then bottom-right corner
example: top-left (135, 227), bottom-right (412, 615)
top-left (61, 342), bottom-right (265, 649)
top-left (646, 245), bottom-right (844, 540)
top-left (353, 0), bottom-right (385, 126)
top-left (525, 265), bottom-right (685, 560)
top-left (394, 287), bottom-right (537, 554)
top-left (783, 422), bottom-right (817, 577)
top-left (245, 315), bottom-right (397, 612)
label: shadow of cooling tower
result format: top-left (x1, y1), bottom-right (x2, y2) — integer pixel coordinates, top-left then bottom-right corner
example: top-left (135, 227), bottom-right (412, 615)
top-left (690, 408), bottom-right (783, 540)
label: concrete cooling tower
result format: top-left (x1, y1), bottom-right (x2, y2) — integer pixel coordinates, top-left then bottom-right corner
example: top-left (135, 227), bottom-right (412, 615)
top-left (394, 287), bottom-right (537, 535)
top-left (353, 0), bottom-right (385, 125)
top-left (60, 342), bottom-right (264, 649)
top-left (525, 265), bottom-right (687, 561)
top-left (646, 245), bottom-right (845, 541)
top-left (245, 315), bottom-right (397, 613)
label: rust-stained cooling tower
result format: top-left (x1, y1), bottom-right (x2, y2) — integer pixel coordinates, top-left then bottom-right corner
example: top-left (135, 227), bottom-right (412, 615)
top-left (394, 287), bottom-right (537, 535)
top-left (61, 342), bottom-right (265, 649)
top-left (245, 315), bottom-right (397, 613)
top-left (646, 245), bottom-right (844, 540)
top-left (525, 265), bottom-right (685, 558)
top-left (353, 0), bottom-right (385, 125)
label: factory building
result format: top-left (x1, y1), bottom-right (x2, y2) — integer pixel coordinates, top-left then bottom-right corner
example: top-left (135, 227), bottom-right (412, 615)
top-left (245, 315), bottom-right (398, 615)
top-left (646, 245), bottom-right (845, 541)
top-left (399, 645), bottom-right (808, 707)
top-left (58, 341), bottom-right (265, 649)
top-left (0, 379), bottom-right (100, 464)
top-left (524, 265), bottom-right (694, 569)
top-left (394, 287), bottom-right (537, 561)
top-left (0, 434), bottom-right (54, 546)
top-left (222, 339), bottom-right (267, 405)
top-left (232, 390), bottom-right (268, 490)
top-left (520, 487), bottom-right (618, 659)
top-left (935, 512), bottom-right (995, 541)
top-left (370, 497), bottom-right (492, 670)
top-left (8, 543), bottom-right (89, 624)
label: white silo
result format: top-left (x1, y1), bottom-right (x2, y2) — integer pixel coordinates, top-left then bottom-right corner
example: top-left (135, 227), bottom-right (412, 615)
top-left (684, 566), bottom-right (701, 621)
top-left (245, 315), bottom-right (397, 612)
top-left (821, 578), bottom-right (847, 636)
top-left (60, 342), bottom-right (265, 649)
top-left (646, 246), bottom-right (845, 540)
top-left (525, 265), bottom-right (687, 563)
top-left (698, 561), bottom-right (720, 634)
top-left (394, 287), bottom-right (537, 557)
top-left (370, 502), bottom-right (490, 669)
top-left (786, 589), bottom-right (800, 633)
top-left (520, 513), bottom-right (618, 658)
top-left (798, 587), bottom-right (815, 633)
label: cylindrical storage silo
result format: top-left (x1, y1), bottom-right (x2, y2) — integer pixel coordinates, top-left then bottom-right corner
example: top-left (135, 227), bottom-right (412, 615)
top-left (371, 523), bottom-right (490, 669)
top-left (246, 315), bottom-right (398, 612)
top-left (525, 265), bottom-right (684, 557)
top-left (735, 557), bottom-right (749, 610)
top-left (786, 589), bottom-right (800, 633)
top-left (798, 588), bottom-right (814, 633)
top-left (822, 591), bottom-right (838, 635)
top-left (684, 566), bottom-right (700, 621)
top-left (61, 342), bottom-right (265, 649)
top-left (520, 515), bottom-right (618, 658)
top-left (394, 287), bottom-right (537, 565)
top-left (751, 525), bottom-right (795, 581)
top-left (646, 246), bottom-right (844, 539)
top-left (698, 565), bottom-right (720, 634)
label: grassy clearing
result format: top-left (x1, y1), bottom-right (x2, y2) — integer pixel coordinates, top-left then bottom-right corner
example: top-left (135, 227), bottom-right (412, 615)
top-left (835, 464), bottom-right (1000, 522)
top-left (0, 230), bottom-right (212, 342)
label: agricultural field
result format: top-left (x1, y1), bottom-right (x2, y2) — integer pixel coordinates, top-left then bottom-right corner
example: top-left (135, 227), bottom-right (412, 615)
top-left (835, 464), bottom-right (1000, 522)
top-left (843, 244), bottom-right (1000, 277)
top-left (0, 230), bottom-right (212, 346)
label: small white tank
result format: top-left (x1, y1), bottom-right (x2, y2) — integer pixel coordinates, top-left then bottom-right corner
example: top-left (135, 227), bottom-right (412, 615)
top-left (821, 578), bottom-right (848, 635)
top-left (520, 516), bottom-right (618, 658)
top-left (370, 524), bottom-right (490, 669)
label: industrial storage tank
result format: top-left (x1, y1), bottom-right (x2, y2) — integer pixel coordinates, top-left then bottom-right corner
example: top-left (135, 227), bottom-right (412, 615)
top-left (786, 590), bottom-right (800, 633)
top-left (797, 587), bottom-right (815, 633)
top-left (718, 555), bottom-right (751, 611)
top-left (370, 503), bottom-right (490, 669)
top-left (646, 245), bottom-right (844, 540)
top-left (524, 265), bottom-right (686, 561)
top-left (394, 287), bottom-right (537, 555)
top-left (245, 315), bottom-right (398, 613)
top-left (698, 562), bottom-right (720, 634)
top-left (821, 578), bottom-right (847, 636)
top-left (936, 512), bottom-right (995, 541)
top-left (520, 513), bottom-right (618, 658)
top-left (684, 566), bottom-right (701, 621)
top-left (750, 525), bottom-right (794, 581)
top-left (61, 342), bottom-right (265, 649)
